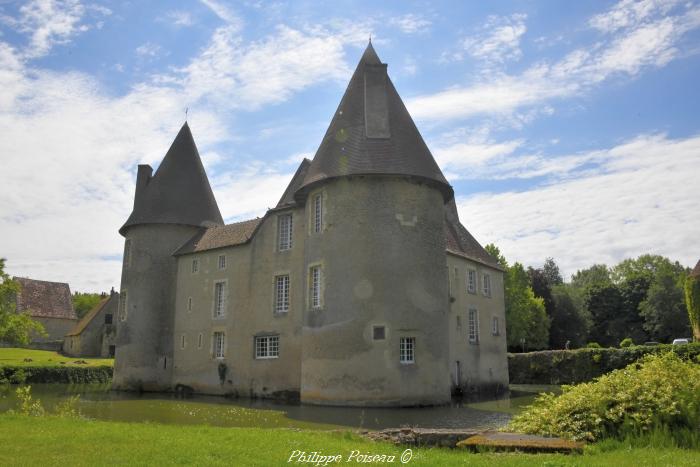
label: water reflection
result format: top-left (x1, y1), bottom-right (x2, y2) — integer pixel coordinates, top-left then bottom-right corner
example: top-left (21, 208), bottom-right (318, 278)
top-left (0, 384), bottom-right (558, 431)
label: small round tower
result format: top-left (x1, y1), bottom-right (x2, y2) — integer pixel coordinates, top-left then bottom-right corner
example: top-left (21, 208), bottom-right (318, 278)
top-left (113, 123), bottom-right (223, 391)
top-left (295, 44), bottom-right (454, 406)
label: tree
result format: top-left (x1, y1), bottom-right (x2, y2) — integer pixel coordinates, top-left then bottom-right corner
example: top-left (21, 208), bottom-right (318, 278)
top-left (73, 292), bottom-right (103, 319)
top-left (542, 257), bottom-right (563, 286)
top-left (611, 254), bottom-right (677, 284)
top-left (685, 263), bottom-right (700, 340)
top-left (586, 284), bottom-right (624, 347)
top-left (550, 284), bottom-right (589, 349)
top-left (571, 264), bottom-right (612, 290)
top-left (484, 243), bottom-right (507, 268)
top-left (640, 264), bottom-right (691, 342)
top-left (505, 262), bottom-right (549, 351)
top-left (0, 258), bottom-right (46, 345)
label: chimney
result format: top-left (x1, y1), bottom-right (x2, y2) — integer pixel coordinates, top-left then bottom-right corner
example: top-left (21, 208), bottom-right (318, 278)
top-left (134, 164), bottom-right (153, 208)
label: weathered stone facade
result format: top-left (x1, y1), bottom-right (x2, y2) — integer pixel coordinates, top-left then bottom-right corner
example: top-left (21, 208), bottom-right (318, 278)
top-left (113, 44), bottom-right (508, 406)
top-left (63, 291), bottom-right (118, 358)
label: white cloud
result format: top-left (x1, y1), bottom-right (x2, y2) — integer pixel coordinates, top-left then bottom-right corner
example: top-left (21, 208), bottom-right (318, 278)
top-left (389, 14), bottom-right (431, 34)
top-left (160, 10), bottom-right (194, 27)
top-left (409, 3), bottom-right (700, 122)
top-left (463, 14), bottom-right (527, 64)
top-left (135, 42), bottom-right (161, 58)
top-left (456, 133), bottom-right (700, 278)
top-left (199, 0), bottom-right (241, 28)
top-left (589, 0), bottom-right (681, 33)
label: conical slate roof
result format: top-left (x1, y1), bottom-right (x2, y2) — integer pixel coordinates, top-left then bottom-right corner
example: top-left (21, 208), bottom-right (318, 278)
top-left (295, 43), bottom-right (453, 202)
top-left (120, 122), bottom-right (224, 235)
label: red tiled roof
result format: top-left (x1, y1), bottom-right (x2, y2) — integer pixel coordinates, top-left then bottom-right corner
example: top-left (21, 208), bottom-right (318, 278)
top-left (14, 277), bottom-right (77, 320)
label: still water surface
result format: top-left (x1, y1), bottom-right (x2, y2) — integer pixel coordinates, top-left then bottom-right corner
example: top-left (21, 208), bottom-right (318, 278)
top-left (0, 384), bottom-right (558, 431)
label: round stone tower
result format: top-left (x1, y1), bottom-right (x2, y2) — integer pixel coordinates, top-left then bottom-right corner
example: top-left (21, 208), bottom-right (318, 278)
top-left (295, 43), bottom-right (454, 406)
top-left (113, 123), bottom-right (223, 391)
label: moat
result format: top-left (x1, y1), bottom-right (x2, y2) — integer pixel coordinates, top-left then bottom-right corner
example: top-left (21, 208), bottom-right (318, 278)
top-left (0, 384), bottom-right (557, 430)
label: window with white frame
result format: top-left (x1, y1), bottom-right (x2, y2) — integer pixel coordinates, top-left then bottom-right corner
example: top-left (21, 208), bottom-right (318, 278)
top-left (468, 308), bottom-right (479, 344)
top-left (275, 275), bottom-right (290, 313)
top-left (467, 269), bottom-right (477, 294)
top-left (255, 335), bottom-right (280, 359)
top-left (400, 337), bottom-right (415, 364)
top-left (123, 239), bottom-right (132, 269)
top-left (119, 290), bottom-right (127, 321)
top-left (482, 273), bottom-right (491, 297)
top-left (187, 297), bottom-right (193, 313)
top-left (218, 254), bottom-right (226, 270)
top-left (313, 193), bottom-right (323, 233)
top-left (192, 258), bottom-right (199, 274)
top-left (309, 265), bottom-right (322, 309)
top-left (180, 334), bottom-right (186, 350)
top-left (278, 214), bottom-right (293, 251)
top-left (492, 316), bottom-right (500, 336)
top-left (198, 333), bottom-right (203, 349)
top-left (213, 331), bottom-right (225, 359)
top-left (213, 281), bottom-right (226, 318)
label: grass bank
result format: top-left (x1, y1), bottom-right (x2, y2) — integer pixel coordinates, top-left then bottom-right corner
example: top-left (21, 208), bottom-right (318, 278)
top-left (1, 414), bottom-right (698, 466)
top-left (0, 348), bottom-right (112, 384)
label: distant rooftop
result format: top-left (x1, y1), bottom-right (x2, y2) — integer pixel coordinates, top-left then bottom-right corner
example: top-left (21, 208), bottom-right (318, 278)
top-left (14, 277), bottom-right (77, 320)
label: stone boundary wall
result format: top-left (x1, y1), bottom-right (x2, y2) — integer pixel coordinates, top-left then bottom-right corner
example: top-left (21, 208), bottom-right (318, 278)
top-left (508, 343), bottom-right (700, 385)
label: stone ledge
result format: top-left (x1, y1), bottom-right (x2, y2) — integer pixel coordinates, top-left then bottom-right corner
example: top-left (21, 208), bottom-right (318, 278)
top-left (457, 432), bottom-right (584, 453)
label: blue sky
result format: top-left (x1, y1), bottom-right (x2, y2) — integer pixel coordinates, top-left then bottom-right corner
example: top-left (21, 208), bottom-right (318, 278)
top-left (1, 0), bottom-right (699, 292)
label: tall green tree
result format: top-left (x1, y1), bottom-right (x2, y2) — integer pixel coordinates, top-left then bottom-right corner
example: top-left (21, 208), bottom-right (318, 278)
top-left (550, 284), bottom-right (589, 348)
top-left (571, 264), bottom-right (612, 290)
top-left (73, 292), bottom-right (103, 319)
top-left (542, 257), bottom-right (563, 286)
top-left (586, 284), bottom-right (625, 347)
top-left (640, 263), bottom-right (691, 341)
top-left (685, 262), bottom-right (700, 340)
top-left (484, 245), bottom-right (549, 350)
top-left (0, 258), bottom-right (46, 345)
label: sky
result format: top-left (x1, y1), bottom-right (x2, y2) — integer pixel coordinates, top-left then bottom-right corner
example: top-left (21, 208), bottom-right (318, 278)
top-left (1, 0), bottom-right (699, 293)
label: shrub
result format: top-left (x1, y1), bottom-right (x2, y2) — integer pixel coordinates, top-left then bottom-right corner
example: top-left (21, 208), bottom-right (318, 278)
top-left (587, 342), bottom-right (602, 348)
top-left (619, 338), bottom-right (633, 348)
top-left (508, 352), bottom-right (700, 442)
top-left (15, 386), bottom-right (45, 417)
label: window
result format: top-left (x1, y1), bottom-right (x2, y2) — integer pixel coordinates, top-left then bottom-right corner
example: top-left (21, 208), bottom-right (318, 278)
top-left (198, 333), bottom-right (204, 349)
top-left (119, 290), bottom-right (127, 321)
top-left (482, 273), bottom-right (491, 297)
top-left (467, 270), bottom-right (477, 294)
top-left (214, 282), bottom-right (226, 318)
top-left (447, 266), bottom-right (452, 297)
top-left (492, 316), bottom-right (500, 336)
top-left (313, 193), bottom-right (323, 233)
top-left (275, 275), bottom-right (290, 313)
top-left (278, 214), bottom-right (293, 251)
top-left (123, 239), bottom-right (132, 269)
top-left (373, 326), bottom-right (386, 340)
top-left (180, 334), bottom-right (186, 350)
top-left (456, 316), bottom-right (461, 329)
top-left (400, 337), bottom-right (415, 364)
top-left (104, 314), bottom-right (113, 325)
top-left (468, 308), bottom-right (479, 344)
top-left (255, 335), bottom-right (280, 359)
top-left (187, 297), bottom-right (193, 313)
top-left (192, 258), bottom-right (199, 274)
top-left (309, 265), bottom-right (322, 309)
top-left (218, 254), bottom-right (226, 270)
top-left (213, 331), bottom-right (225, 359)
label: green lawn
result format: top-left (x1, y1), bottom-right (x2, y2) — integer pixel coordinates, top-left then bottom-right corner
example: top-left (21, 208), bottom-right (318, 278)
top-left (0, 414), bottom-right (698, 466)
top-left (0, 348), bottom-right (113, 368)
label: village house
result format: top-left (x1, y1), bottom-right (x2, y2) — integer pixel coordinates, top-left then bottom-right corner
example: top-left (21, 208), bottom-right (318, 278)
top-left (63, 289), bottom-right (118, 358)
top-left (14, 277), bottom-right (78, 347)
top-left (113, 43), bottom-right (508, 406)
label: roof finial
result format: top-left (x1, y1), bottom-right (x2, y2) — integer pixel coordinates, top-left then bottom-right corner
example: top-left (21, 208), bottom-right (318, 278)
top-left (185, 107), bottom-right (189, 122)
top-left (369, 33), bottom-right (372, 44)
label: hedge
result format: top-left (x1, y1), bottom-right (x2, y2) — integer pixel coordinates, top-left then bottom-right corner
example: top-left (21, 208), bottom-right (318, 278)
top-left (0, 365), bottom-right (113, 384)
top-left (508, 343), bottom-right (700, 385)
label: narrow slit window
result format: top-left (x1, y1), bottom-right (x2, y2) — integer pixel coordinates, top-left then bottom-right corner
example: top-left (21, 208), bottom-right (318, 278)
top-left (214, 282), bottom-right (226, 318)
top-left (119, 290), bottom-right (127, 322)
top-left (468, 308), bottom-right (479, 344)
top-left (278, 214), bottom-right (293, 251)
top-left (313, 193), bottom-right (323, 233)
top-left (218, 254), bottom-right (226, 270)
top-left (467, 270), bottom-right (476, 294)
top-left (123, 239), bottom-right (132, 269)
top-left (310, 265), bottom-right (322, 309)
top-left (192, 258), bottom-right (199, 274)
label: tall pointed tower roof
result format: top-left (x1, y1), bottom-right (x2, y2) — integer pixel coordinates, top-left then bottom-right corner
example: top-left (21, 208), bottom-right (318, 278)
top-left (295, 42), bottom-right (453, 202)
top-left (120, 122), bottom-right (224, 235)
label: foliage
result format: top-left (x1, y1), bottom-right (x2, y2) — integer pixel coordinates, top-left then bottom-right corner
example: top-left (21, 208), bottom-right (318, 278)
top-left (619, 338), bottom-right (633, 348)
top-left (586, 342), bottom-right (601, 348)
top-left (685, 274), bottom-right (700, 340)
top-left (508, 342), bottom-right (700, 385)
top-left (549, 284), bottom-right (589, 349)
top-left (542, 257), bottom-right (563, 286)
top-left (610, 254), bottom-right (683, 285)
top-left (571, 264), bottom-right (612, 290)
top-left (0, 366), bottom-right (112, 384)
top-left (15, 386), bottom-right (45, 416)
top-left (508, 352), bottom-right (700, 442)
top-left (484, 243), bottom-right (507, 268)
top-left (639, 263), bottom-right (691, 341)
top-left (505, 262), bottom-right (549, 350)
top-left (0, 259), bottom-right (47, 345)
top-left (54, 394), bottom-right (82, 418)
top-left (72, 292), bottom-right (103, 319)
